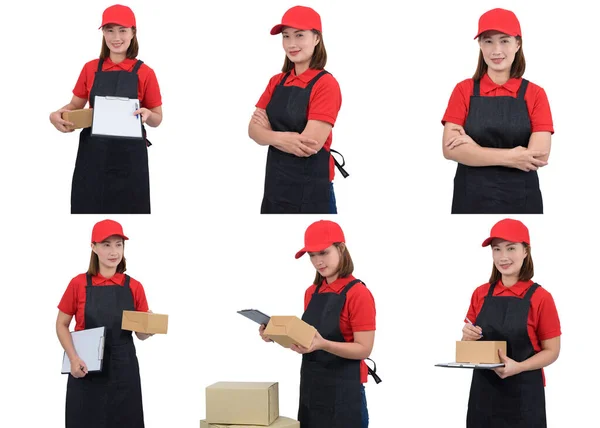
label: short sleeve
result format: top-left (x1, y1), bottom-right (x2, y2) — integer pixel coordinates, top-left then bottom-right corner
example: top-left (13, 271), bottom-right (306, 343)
top-left (442, 81), bottom-right (471, 126)
top-left (347, 285), bottom-right (376, 332)
top-left (72, 64), bottom-right (89, 100)
top-left (465, 286), bottom-right (484, 324)
top-left (58, 277), bottom-right (79, 315)
top-left (256, 74), bottom-right (284, 110)
top-left (307, 75), bottom-right (342, 126)
top-left (536, 291), bottom-right (561, 341)
top-left (141, 67), bottom-right (162, 109)
top-left (528, 86), bottom-right (554, 134)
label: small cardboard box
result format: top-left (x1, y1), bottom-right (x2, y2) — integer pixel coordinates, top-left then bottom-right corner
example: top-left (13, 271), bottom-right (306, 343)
top-left (62, 109), bottom-right (93, 130)
top-left (263, 316), bottom-right (316, 349)
top-left (206, 382), bottom-right (279, 426)
top-left (200, 416), bottom-right (299, 428)
top-left (456, 341), bottom-right (507, 364)
top-left (121, 311), bottom-right (168, 334)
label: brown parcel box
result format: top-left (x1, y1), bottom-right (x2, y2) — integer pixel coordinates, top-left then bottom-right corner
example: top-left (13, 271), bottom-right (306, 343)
top-left (263, 316), bottom-right (316, 349)
top-left (200, 416), bottom-right (299, 428)
top-left (456, 341), bottom-right (507, 364)
top-left (121, 311), bottom-right (168, 334)
top-left (206, 382), bottom-right (279, 426)
top-left (62, 109), bottom-right (93, 130)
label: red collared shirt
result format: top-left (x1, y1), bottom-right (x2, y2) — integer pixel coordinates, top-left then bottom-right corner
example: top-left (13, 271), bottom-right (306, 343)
top-left (442, 74), bottom-right (554, 134)
top-left (73, 58), bottom-right (162, 109)
top-left (465, 279), bottom-right (561, 385)
top-left (304, 274), bottom-right (376, 383)
top-left (58, 272), bottom-right (149, 331)
top-left (256, 68), bottom-right (342, 181)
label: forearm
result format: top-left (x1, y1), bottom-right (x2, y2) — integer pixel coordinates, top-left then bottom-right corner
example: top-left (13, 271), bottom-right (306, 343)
top-left (56, 324), bottom-right (79, 361)
top-left (321, 339), bottom-right (371, 360)
top-left (249, 122), bottom-right (284, 147)
top-left (446, 144), bottom-right (513, 167)
top-left (145, 110), bottom-right (162, 127)
top-left (519, 349), bottom-right (559, 372)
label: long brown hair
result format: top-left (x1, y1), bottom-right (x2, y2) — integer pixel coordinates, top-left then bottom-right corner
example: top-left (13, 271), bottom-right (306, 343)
top-left (313, 242), bottom-right (354, 285)
top-left (473, 35), bottom-right (525, 80)
top-left (100, 26), bottom-right (139, 60)
top-left (87, 243), bottom-right (127, 275)
top-left (282, 30), bottom-right (327, 73)
top-left (489, 243), bottom-right (533, 284)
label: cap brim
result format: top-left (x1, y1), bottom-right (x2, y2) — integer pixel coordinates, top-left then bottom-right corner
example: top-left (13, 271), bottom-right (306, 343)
top-left (270, 21), bottom-right (311, 35)
top-left (474, 28), bottom-right (519, 39)
top-left (95, 233), bottom-right (129, 242)
top-left (294, 242), bottom-right (333, 259)
top-left (481, 237), bottom-right (494, 247)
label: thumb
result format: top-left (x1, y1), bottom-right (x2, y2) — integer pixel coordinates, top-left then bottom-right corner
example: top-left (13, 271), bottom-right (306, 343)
top-left (498, 348), bottom-right (508, 361)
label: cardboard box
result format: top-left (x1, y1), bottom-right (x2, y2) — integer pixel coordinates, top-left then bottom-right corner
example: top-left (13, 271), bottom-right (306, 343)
top-left (263, 316), bottom-right (316, 349)
top-left (206, 382), bottom-right (279, 426)
top-left (456, 341), bottom-right (507, 364)
top-left (62, 109), bottom-right (93, 130)
top-left (121, 311), bottom-right (168, 334)
top-left (200, 416), bottom-right (299, 428)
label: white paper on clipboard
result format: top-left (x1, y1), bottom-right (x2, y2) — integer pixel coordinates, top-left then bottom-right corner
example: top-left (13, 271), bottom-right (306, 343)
top-left (61, 326), bottom-right (106, 374)
top-left (435, 362), bottom-right (505, 369)
top-left (91, 96), bottom-right (143, 138)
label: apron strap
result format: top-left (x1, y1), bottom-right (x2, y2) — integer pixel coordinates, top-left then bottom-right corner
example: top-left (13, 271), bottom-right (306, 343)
top-left (123, 275), bottom-right (131, 289)
top-left (330, 149), bottom-right (350, 178)
top-left (340, 279), bottom-right (363, 297)
top-left (522, 282), bottom-right (540, 301)
top-left (86, 273), bottom-right (93, 287)
top-left (486, 281), bottom-right (498, 297)
top-left (96, 58), bottom-right (104, 72)
top-left (473, 79), bottom-right (481, 97)
top-left (365, 358), bottom-right (382, 384)
top-left (279, 72), bottom-right (292, 86)
top-left (305, 70), bottom-right (329, 90)
top-left (517, 79), bottom-right (529, 100)
top-left (132, 60), bottom-right (144, 74)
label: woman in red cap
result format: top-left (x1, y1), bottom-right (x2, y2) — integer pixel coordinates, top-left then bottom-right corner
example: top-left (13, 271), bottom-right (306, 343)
top-left (249, 6), bottom-right (346, 214)
top-left (56, 219), bottom-right (153, 427)
top-left (441, 8), bottom-right (554, 214)
top-left (461, 218), bottom-right (561, 427)
top-left (49, 4), bottom-right (163, 214)
top-left (259, 220), bottom-right (378, 427)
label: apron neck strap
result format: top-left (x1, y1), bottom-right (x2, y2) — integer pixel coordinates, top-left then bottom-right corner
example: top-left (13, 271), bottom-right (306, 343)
top-left (522, 282), bottom-right (540, 301)
top-left (473, 79), bottom-right (481, 96)
top-left (305, 70), bottom-right (329, 90)
top-left (279, 71), bottom-right (292, 86)
top-left (340, 279), bottom-right (363, 297)
top-left (86, 273), bottom-right (93, 287)
top-left (132, 60), bottom-right (144, 74)
top-left (517, 79), bottom-right (529, 100)
top-left (97, 58), bottom-right (104, 72)
top-left (486, 281), bottom-right (498, 297)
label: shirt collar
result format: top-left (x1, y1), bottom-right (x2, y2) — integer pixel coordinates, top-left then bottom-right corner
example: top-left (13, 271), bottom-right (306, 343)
top-left (102, 57), bottom-right (137, 72)
top-left (286, 67), bottom-right (322, 85)
top-left (480, 73), bottom-right (522, 95)
top-left (319, 274), bottom-right (357, 293)
top-left (91, 272), bottom-right (125, 285)
top-left (494, 279), bottom-right (534, 297)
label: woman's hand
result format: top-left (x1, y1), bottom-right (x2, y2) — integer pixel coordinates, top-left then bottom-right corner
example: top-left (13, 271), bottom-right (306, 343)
top-left (259, 324), bottom-right (273, 343)
top-left (508, 146), bottom-right (548, 172)
top-left (133, 107), bottom-right (153, 124)
top-left (251, 109), bottom-right (272, 130)
top-left (70, 356), bottom-right (88, 378)
top-left (275, 132), bottom-right (319, 157)
top-left (49, 109), bottom-right (75, 133)
top-left (461, 323), bottom-right (483, 341)
top-left (445, 132), bottom-right (478, 150)
top-left (493, 349), bottom-right (523, 379)
top-left (290, 330), bottom-right (326, 354)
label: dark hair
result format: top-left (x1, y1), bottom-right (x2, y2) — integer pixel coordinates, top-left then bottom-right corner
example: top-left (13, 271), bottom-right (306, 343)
top-left (87, 241), bottom-right (127, 275)
top-left (282, 30), bottom-right (327, 72)
top-left (489, 243), bottom-right (533, 283)
top-left (473, 35), bottom-right (525, 80)
top-left (312, 242), bottom-right (354, 285)
top-left (100, 25), bottom-right (139, 60)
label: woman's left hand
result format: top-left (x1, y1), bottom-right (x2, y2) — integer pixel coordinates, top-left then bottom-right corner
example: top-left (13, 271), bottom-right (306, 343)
top-left (252, 109), bottom-right (272, 130)
top-left (493, 349), bottom-right (523, 379)
top-left (445, 133), bottom-right (478, 150)
top-left (133, 107), bottom-right (153, 124)
top-left (290, 330), bottom-right (325, 354)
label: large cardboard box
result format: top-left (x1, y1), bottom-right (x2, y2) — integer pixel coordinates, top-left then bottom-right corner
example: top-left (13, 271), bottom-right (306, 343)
top-left (263, 316), bottom-right (316, 349)
top-left (206, 382), bottom-right (279, 426)
top-left (121, 311), bottom-right (169, 334)
top-left (62, 109), bottom-right (93, 130)
top-left (456, 341), bottom-right (507, 364)
top-left (200, 416), bottom-right (299, 428)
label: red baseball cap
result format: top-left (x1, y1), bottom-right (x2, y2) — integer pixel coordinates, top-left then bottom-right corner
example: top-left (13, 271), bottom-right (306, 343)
top-left (475, 8), bottom-right (521, 39)
top-left (270, 6), bottom-right (322, 35)
top-left (99, 4), bottom-right (136, 29)
top-left (295, 220), bottom-right (345, 259)
top-left (92, 219), bottom-right (129, 243)
top-left (481, 219), bottom-right (530, 247)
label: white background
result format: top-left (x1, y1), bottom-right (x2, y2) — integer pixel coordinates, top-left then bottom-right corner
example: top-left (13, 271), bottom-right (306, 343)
top-left (0, 0), bottom-right (598, 427)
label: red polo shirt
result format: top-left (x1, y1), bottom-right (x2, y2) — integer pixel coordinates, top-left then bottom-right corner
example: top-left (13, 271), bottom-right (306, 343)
top-left (58, 273), bottom-right (149, 331)
top-left (73, 58), bottom-right (162, 109)
top-left (442, 74), bottom-right (554, 134)
top-left (304, 274), bottom-right (376, 383)
top-left (256, 68), bottom-right (342, 181)
top-left (465, 280), bottom-right (561, 385)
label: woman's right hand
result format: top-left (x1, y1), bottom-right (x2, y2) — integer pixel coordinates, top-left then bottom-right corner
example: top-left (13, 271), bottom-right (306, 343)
top-left (461, 323), bottom-right (483, 341)
top-left (49, 109), bottom-right (75, 133)
top-left (70, 356), bottom-right (88, 378)
top-left (508, 146), bottom-right (548, 172)
top-left (275, 132), bottom-right (319, 157)
top-left (259, 324), bottom-right (273, 343)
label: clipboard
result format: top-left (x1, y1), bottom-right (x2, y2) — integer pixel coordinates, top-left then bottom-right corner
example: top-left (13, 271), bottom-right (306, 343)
top-left (61, 326), bottom-right (106, 374)
top-left (91, 95), bottom-right (143, 139)
top-left (435, 362), bottom-right (505, 369)
top-left (237, 309), bottom-right (271, 326)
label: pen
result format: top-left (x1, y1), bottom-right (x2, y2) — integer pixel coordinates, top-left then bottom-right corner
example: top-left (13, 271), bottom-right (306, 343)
top-left (466, 317), bottom-right (483, 337)
top-left (135, 102), bottom-right (139, 119)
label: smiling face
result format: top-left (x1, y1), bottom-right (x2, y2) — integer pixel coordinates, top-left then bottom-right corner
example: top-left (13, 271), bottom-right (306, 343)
top-left (308, 244), bottom-right (341, 282)
top-left (282, 27), bottom-right (320, 66)
top-left (91, 236), bottom-right (124, 273)
top-left (491, 239), bottom-right (527, 279)
top-left (102, 24), bottom-right (134, 55)
top-left (479, 31), bottom-right (520, 75)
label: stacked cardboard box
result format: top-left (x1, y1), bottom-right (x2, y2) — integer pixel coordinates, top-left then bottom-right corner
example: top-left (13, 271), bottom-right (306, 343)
top-left (200, 382), bottom-right (299, 428)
